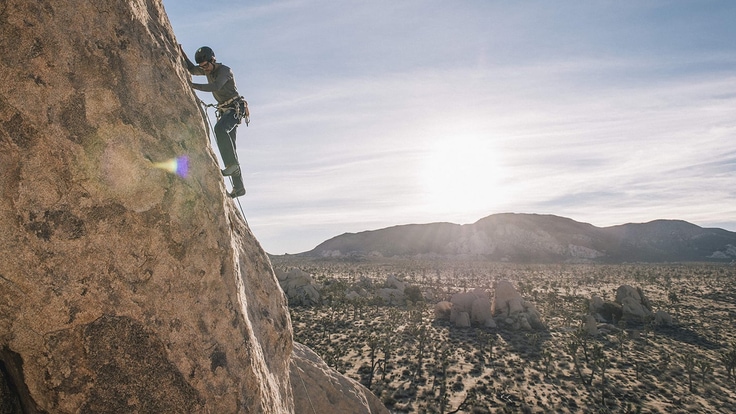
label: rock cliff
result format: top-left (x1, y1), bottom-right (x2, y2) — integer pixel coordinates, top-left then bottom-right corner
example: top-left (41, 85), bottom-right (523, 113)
top-left (0, 1), bottom-right (381, 413)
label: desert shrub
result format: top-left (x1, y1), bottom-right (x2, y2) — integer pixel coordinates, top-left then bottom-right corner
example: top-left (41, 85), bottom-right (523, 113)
top-left (381, 393), bottom-right (396, 408)
top-left (280, 259), bottom-right (736, 413)
top-left (404, 285), bottom-right (423, 303)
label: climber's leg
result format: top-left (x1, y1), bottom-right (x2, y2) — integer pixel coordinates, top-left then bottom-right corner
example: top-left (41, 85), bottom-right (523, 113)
top-left (214, 112), bottom-right (240, 173)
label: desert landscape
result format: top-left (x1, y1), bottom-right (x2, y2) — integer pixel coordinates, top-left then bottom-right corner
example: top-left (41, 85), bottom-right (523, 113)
top-left (273, 257), bottom-right (736, 413)
top-left (3, 1), bottom-right (733, 412)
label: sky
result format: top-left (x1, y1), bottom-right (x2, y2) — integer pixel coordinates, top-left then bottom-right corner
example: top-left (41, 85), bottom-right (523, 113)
top-left (164, 0), bottom-right (736, 255)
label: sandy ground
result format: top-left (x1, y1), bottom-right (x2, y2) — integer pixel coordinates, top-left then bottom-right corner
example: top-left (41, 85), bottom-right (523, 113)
top-left (274, 258), bottom-right (736, 413)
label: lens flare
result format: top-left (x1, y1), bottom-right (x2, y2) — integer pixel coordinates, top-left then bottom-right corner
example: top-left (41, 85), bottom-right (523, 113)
top-left (153, 155), bottom-right (189, 178)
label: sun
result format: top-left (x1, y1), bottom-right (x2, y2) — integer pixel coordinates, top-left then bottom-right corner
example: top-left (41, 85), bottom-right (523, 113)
top-left (419, 136), bottom-right (508, 217)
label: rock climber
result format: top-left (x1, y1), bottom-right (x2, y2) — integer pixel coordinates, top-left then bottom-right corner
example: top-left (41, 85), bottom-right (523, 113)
top-left (180, 45), bottom-right (246, 198)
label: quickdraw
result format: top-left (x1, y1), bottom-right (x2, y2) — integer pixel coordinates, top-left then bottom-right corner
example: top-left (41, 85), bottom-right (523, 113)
top-left (198, 96), bottom-right (250, 127)
top-left (217, 96), bottom-right (250, 127)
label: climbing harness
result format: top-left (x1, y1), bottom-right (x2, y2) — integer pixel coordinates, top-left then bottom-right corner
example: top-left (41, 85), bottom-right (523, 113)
top-left (205, 95), bottom-right (250, 127)
top-left (197, 98), bottom-right (248, 224)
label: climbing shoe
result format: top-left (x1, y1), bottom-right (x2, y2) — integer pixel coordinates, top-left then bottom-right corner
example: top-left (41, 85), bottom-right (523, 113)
top-left (228, 187), bottom-right (246, 198)
top-left (221, 165), bottom-right (241, 176)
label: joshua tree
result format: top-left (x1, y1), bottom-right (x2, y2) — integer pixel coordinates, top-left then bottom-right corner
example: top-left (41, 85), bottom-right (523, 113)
top-left (668, 290), bottom-right (680, 316)
top-left (587, 344), bottom-right (600, 386)
top-left (446, 389), bottom-right (479, 414)
top-left (658, 349), bottom-right (671, 374)
top-left (475, 330), bottom-right (492, 366)
top-left (364, 333), bottom-right (385, 390)
top-left (350, 296), bottom-right (367, 321)
top-left (565, 337), bottom-right (586, 386)
top-left (680, 352), bottom-right (697, 393)
top-left (719, 343), bottom-right (736, 382)
top-left (410, 325), bottom-right (429, 383)
top-left (591, 344), bottom-right (610, 404)
top-left (527, 332), bottom-right (541, 349)
top-left (408, 301), bottom-right (426, 325)
top-left (697, 358), bottom-right (712, 386)
top-left (578, 296), bottom-right (590, 313)
top-left (546, 291), bottom-right (562, 317)
top-left (574, 327), bottom-right (591, 364)
top-left (380, 325), bottom-right (397, 383)
top-left (615, 324), bottom-right (628, 358)
top-left (436, 347), bottom-right (452, 414)
top-left (541, 348), bottom-right (554, 378)
top-left (633, 355), bottom-right (646, 381)
top-left (323, 346), bottom-right (346, 373)
top-left (487, 333), bottom-right (497, 363)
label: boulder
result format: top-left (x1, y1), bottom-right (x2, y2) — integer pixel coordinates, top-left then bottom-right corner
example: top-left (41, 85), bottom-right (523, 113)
top-left (589, 295), bottom-right (604, 314)
top-left (454, 312), bottom-right (471, 328)
top-left (451, 289), bottom-right (483, 311)
top-left (346, 289), bottom-right (370, 302)
top-left (620, 296), bottom-right (651, 320)
top-left (492, 281), bottom-right (525, 317)
top-left (615, 285), bottom-right (653, 321)
top-left (434, 301), bottom-right (453, 320)
top-left (449, 288), bottom-right (494, 328)
top-left (471, 296), bottom-right (494, 326)
top-left (404, 285), bottom-right (424, 303)
top-left (518, 314), bottom-right (533, 331)
top-left (615, 285), bottom-right (650, 307)
top-left (291, 343), bottom-right (388, 414)
top-left (276, 268), bottom-right (321, 306)
top-left (377, 288), bottom-right (404, 305)
top-left (491, 281), bottom-right (544, 330)
top-left (385, 275), bottom-right (406, 292)
top-left (654, 310), bottom-right (674, 326)
top-left (523, 302), bottom-right (544, 329)
top-left (597, 301), bottom-right (624, 324)
top-left (375, 275), bottom-right (407, 305)
top-left (584, 314), bottom-right (598, 336)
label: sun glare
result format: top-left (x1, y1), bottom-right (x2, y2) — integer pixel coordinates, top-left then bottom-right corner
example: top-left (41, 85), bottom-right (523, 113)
top-left (153, 156), bottom-right (190, 178)
top-left (420, 137), bottom-right (508, 216)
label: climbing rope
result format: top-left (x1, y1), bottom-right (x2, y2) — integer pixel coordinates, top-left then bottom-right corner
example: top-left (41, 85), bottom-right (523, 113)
top-left (291, 359), bottom-right (317, 414)
top-left (199, 102), bottom-right (315, 414)
top-left (197, 98), bottom-right (248, 225)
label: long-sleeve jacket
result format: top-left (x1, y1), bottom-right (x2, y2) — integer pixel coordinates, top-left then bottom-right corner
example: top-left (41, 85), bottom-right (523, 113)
top-left (183, 54), bottom-right (239, 105)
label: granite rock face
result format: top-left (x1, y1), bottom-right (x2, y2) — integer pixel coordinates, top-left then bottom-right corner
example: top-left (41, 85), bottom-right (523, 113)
top-left (290, 343), bottom-right (389, 414)
top-left (0, 1), bottom-right (296, 412)
top-left (276, 268), bottom-right (321, 306)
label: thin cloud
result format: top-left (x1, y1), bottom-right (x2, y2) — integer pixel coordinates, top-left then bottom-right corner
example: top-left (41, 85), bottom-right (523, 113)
top-left (166, 1), bottom-right (736, 253)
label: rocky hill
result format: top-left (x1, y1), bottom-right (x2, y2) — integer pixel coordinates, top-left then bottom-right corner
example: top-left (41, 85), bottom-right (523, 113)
top-left (0, 1), bottom-right (384, 413)
top-left (302, 213), bottom-right (736, 263)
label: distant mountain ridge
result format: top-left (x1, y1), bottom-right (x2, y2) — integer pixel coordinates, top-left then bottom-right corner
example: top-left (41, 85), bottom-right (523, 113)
top-left (301, 213), bottom-right (736, 263)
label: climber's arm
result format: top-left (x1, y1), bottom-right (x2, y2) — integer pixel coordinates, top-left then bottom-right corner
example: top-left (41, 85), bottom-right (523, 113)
top-left (179, 44), bottom-right (204, 76)
top-left (190, 66), bottom-right (232, 93)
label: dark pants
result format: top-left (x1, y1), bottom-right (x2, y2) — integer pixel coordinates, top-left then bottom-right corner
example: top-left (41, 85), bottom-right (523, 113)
top-left (214, 109), bottom-right (244, 190)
